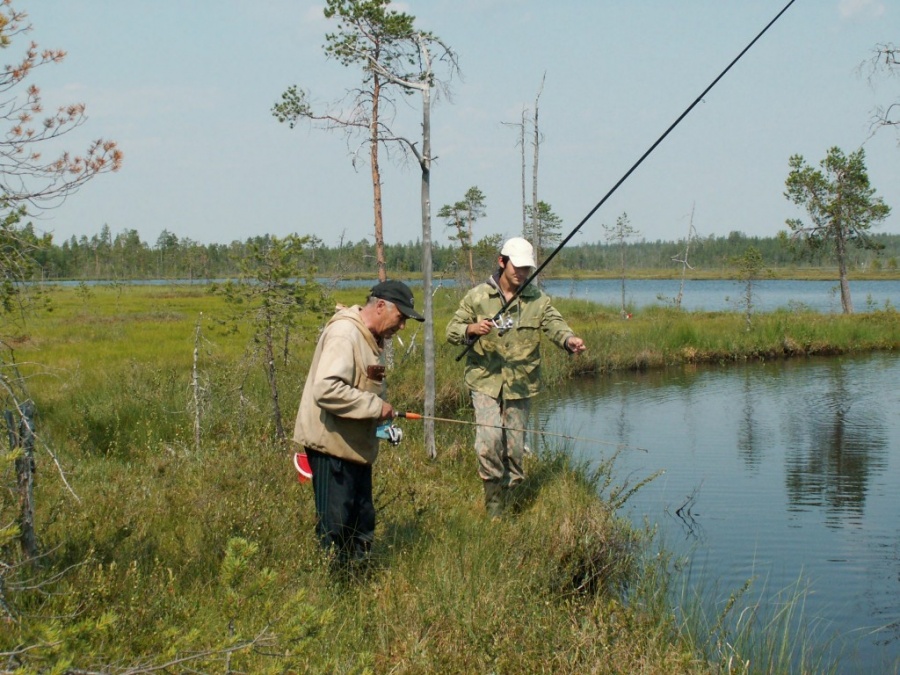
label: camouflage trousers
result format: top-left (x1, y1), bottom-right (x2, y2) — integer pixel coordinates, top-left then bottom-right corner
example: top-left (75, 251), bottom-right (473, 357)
top-left (471, 391), bottom-right (532, 487)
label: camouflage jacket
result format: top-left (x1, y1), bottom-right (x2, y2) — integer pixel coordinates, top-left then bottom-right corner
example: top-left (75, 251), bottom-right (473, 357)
top-left (445, 274), bottom-right (575, 400)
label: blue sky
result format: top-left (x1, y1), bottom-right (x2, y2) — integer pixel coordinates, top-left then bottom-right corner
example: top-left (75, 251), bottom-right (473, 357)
top-left (18, 0), bottom-right (899, 249)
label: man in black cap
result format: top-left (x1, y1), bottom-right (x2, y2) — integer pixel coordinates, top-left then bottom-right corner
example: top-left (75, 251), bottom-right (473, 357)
top-left (293, 280), bottom-right (423, 570)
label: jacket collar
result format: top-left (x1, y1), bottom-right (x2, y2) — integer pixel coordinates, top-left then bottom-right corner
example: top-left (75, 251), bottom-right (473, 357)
top-left (327, 305), bottom-right (381, 351)
top-left (487, 271), bottom-right (538, 299)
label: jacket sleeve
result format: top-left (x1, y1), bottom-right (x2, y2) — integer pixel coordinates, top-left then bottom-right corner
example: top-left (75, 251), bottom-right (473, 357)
top-left (311, 334), bottom-right (383, 420)
top-left (446, 292), bottom-right (477, 346)
top-left (540, 299), bottom-right (575, 351)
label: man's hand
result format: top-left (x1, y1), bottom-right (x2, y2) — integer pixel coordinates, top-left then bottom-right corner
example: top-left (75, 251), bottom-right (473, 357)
top-left (380, 401), bottom-right (395, 420)
top-left (466, 319), bottom-right (494, 338)
top-left (566, 336), bottom-right (586, 354)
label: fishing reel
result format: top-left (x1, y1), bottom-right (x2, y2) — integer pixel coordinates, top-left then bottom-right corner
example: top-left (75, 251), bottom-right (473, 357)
top-left (376, 421), bottom-right (403, 446)
top-left (491, 313), bottom-right (515, 336)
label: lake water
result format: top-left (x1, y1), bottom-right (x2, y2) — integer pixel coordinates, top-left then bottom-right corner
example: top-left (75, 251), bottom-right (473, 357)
top-left (61, 278), bottom-right (900, 315)
top-left (541, 278), bottom-right (900, 314)
top-left (535, 353), bottom-right (899, 673)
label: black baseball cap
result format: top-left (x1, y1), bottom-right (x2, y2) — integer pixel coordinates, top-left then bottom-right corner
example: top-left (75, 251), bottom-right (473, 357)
top-left (370, 280), bottom-right (425, 322)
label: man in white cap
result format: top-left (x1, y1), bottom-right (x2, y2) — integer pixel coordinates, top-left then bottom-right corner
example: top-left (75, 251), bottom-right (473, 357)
top-left (446, 237), bottom-right (586, 518)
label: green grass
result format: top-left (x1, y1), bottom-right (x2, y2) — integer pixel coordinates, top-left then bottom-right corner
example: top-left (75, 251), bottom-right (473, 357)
top-left (1, 283), bottom-right (886, 671)
top-left (674, 570), bottom-right (842, 675)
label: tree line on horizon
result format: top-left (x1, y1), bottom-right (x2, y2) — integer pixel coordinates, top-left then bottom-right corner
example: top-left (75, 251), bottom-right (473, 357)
top-left (29, 226), bottom-right (900, 282)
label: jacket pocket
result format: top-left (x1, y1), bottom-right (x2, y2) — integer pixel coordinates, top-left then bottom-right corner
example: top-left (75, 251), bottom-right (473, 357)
top-left (363, 366), bottom-right (385, 396)
top-left (511, 317), bottom-right (541, 351)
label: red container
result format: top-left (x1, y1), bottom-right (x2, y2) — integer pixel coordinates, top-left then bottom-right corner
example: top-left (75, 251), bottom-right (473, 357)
top-left (293, 452), bottom-right (313, 484)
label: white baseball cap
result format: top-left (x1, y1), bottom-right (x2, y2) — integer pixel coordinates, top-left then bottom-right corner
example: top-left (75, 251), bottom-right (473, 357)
top-left (500, 237), bottom-right (536, 268)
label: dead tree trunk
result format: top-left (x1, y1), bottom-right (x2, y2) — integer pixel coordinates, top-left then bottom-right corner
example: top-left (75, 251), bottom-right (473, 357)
top-left (371, 73), bottom-right (388, 284)
top-left (519, 108), bottom-right (527, 234)
top-left (673, 203), bottom-right (697, 309)
top-left (419, 55), bottom-right (437, 460)
top-left (192, 314), bottom-right (203, 452)
top-left (501, 109), bottom-right (528, 235)
top-left (263, 317), bottom-right (286, 443)
top-left (6, 402), bottom-right (38, 561)
top-left (531, 74), bottom-right (545, 266)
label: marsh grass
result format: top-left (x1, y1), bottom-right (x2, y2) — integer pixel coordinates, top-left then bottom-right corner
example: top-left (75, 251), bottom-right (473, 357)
top-left (1, 284), bottom-right (890, 670)
top-left (674, 569), bottom-right (841, 675)
top-left (536, 303), bottom-right (899, 385)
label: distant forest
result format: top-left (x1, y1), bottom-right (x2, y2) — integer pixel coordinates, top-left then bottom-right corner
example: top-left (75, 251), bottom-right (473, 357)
top-left (32, 226), bottom-right (900, 282)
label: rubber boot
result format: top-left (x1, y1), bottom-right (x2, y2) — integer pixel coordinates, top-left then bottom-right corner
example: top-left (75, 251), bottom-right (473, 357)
top-left (483, 480), bottom-right (504, 519)
top-left (504, 483), bottom-right (523, 514)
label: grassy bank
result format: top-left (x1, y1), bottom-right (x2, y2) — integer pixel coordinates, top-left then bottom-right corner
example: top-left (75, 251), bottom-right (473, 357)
top-left (3, 284), bottom-right (895, 672)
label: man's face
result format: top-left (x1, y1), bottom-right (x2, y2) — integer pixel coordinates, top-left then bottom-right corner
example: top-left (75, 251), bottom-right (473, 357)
top-left (499, 258), bottom-right (531, 289)
top-left (375, 300), bottom-right (407, 340)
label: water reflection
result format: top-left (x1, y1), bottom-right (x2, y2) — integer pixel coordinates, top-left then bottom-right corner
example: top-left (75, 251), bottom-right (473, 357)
top-left (736, 367), bottom-right (767, 468)
top-left (536, 354), bottom-right (900, 671)
top-left (783, 359), bottom-right (889, 525)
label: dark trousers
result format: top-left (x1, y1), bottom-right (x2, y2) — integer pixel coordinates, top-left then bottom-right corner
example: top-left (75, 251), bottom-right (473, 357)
top-left (305, 447), bottom-right (375, 564)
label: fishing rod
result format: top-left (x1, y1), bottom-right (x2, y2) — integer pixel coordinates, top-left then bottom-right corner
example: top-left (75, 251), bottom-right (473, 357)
top-left (457, 0), bottom-right (798, 362)
top-left (394, 411), bottom-right (648, 452)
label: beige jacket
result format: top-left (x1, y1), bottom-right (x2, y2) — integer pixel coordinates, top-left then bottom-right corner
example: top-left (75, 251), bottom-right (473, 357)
top-left (293, 306), bottom-right (385, 465)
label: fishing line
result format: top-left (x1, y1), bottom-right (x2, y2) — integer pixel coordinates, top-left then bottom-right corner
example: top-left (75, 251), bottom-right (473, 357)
top-left (395, 412), bottom-right (648, 452)
top-left (457, 0), bottom-right (798, 361)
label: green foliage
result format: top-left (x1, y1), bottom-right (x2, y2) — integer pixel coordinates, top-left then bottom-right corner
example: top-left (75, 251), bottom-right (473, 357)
top-left (0, 4), bottom-right (124, 656)
top-left (731, 245), bottom-right (766, 330)
top-left (536, 299), bottom-right (899, 382)
top-left (783, 146), bottom-right (891, 313)
top-left (0, 286), bottom-right (886, 671)
top-left (677, 573), bottom-right (838, 674)
top-left (438, 185), bottom-right (487, 283)
top-left (524, 199), bottom-right (563, 254)
top-left (783, 146), bottom-right (890, 255)
top-left (214, 234), bottom-right (328, 333)
top-left (3, 535), bottom-right (331, 672)
top-left (0, 207), bottom-right (52, 569)
top-left (270, 84), bottom-right (313, 128)
top-left (0, 205), bottom-right (51, 328)
top-left (271, 0), bottom-right (431, 145)
top-left (213, 234), bottom-right (330, 441)
top-left (732, 246), bottom-right (764, 278)
top-left (323, 0), bottom-right (418, 75)
top-left (22, 227), bottom-right (900, 282)
top-left (603, 212), bottom-right (642, 316)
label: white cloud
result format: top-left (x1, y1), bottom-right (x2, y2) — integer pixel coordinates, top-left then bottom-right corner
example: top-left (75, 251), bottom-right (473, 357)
top-left (838, 0), bottom-right (886, 19)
